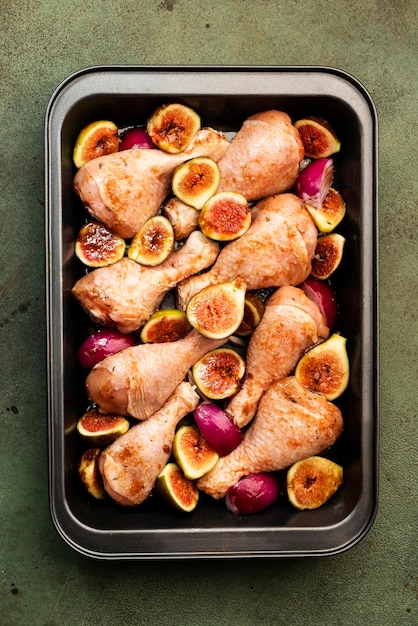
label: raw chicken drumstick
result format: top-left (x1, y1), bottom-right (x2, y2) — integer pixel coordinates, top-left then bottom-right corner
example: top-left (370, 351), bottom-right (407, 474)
top-left (99, 381), bottom-right (199, 506)
top-left (86, 330), bottom-right (228, 421)
top-left (72, 230), bottom-right (219, 334)
top-left (197, 376), bottom-right (344, 499)
top-left (217, 110), bottom-right (304, 201)
top-left (73, 128), bottom-right (230, 239)
top-left (226, 286), bottom-right (329, 428)
top-left (177, 193), bottom-right (317, 309)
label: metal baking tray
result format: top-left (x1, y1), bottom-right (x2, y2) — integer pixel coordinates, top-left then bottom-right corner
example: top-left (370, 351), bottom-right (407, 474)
top-left (45, 66), bottom-right (378, 559)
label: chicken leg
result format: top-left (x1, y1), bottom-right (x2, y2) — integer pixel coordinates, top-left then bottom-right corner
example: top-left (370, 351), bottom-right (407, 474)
top-left (72, 230), bottom-right (220, 334)
top-left (99, 381), bottom-right (199, 506)
top-left (73, 128), bottom-right (230, 239)
top-left (217, 110), bottom-right (304, 201)
top-left (177, 193), bottom-right (317, 309)
top-left (197, 376), bottom-right (343, 499)
top-left (226, 286), bottom-right (329, 428)
top-left (86, 329), bottom-right (228, 420)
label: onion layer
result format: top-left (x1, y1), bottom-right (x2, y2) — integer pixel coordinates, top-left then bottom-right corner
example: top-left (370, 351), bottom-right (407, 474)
top-left (296, 158), bottom-right (334, 209)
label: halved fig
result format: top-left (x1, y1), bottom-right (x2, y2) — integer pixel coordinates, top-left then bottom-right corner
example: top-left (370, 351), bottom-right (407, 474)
top-left (172, 157), bottom-right (221, 210)
top-left (128, 215), bottom-right (174, 266)
top-left (75, 221), bottom-right (126, 268)
top-left (77, 408), bottom-right (130, 447)
top-left (156, 462), bottom-right (199, 512)
top-left (192, 347), bottom-right (246, 400)
top-left (286, 456), bottom-right (343, 510)
top-left (198, 191), bottom-right (251, 241)
top-left (73, 120), bottom-right (119, 168)
top-left (305, 187), bottom-right (346, 233)
top-left (311, 233), bottom-right (345, 280)
top-left (173, 425), bottom-right (219, 480)
top-left (186, 278), bottom-right (247, 339)
top-left (295, 333), bottom-right (349, 400)
top-left (235, 292), bottom-right (265, 336)
top-left (78, 448), bottom-right (106, 499)
top-left (294, 117), bottom-right (341, 159)
top-left (147, 103), bottom-right (201, 153)
top-left (140, 309), bottom-right (192, 343)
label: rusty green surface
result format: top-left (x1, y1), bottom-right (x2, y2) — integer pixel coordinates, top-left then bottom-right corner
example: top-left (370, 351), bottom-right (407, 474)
top-left (1, 1), bottom-right (417, 624)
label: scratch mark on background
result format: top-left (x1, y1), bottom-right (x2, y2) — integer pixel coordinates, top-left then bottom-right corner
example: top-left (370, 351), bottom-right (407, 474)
top-left (0, 244), bottom-right (39, 298)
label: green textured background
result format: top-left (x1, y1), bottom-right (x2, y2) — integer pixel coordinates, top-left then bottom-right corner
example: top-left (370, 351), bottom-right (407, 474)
top-left (1, 1), bottom-right (417, 624)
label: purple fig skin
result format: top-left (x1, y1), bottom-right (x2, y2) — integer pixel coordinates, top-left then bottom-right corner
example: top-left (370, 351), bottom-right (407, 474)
top-left (225, 473), bottom-right (280, 515)
top-left (194, 402), bottom-right (243, 456)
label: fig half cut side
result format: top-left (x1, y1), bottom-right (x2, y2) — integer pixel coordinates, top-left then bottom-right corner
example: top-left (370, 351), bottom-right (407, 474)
top-left (192, 347), bottom-right (246, 400)
top-left (198, 191), bottom-right (251, 241)
top-left (235, 292), bottom-right (265, 336)
top-left (156, 462), bottom-right (199, 512)
top-left (294, 117), bottom-right (341, 159)
top-left (77, 409), bottom-right (130, 447)
top-left (186, 278), bottom-right (247, 340)
top-left (305, 187), bottom-right (346, 233)
top-left (172, 157), bottom-right (221, 210)
top-left (147, 103), bottom-right (201, 153)
top-left (287, 456), bottom-right (343, 510)
top-left (78, 448), bottom-right (106, 500)
top-left (73, 120), bottom-right (120, 168)
top-left (128, 215), bottom-right (174, 266)
top-left (75, 221), bottom-right (126, 268)
top-left (311, 233), bottom-right (345, 280)
top-left (140, 309), bottom-right (192, 343)
top-left (295, 333), bottom-right (349, 401)
top-left (173, 425), bottom-right (219, 480)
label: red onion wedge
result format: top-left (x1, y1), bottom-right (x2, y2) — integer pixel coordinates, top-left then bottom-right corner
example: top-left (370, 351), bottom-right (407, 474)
top-left (301, 276), bottom-right (338, 330)
top-left (296, 158), bottom-right (334, 210)
top-left (194, 402), bottom-right (243, 457)
top-left (119, 127), bottom-right (155, 151)
top-left (226, 473), bottom-right (280, 515)
top-left (77, 329), bottom-right (136, 369)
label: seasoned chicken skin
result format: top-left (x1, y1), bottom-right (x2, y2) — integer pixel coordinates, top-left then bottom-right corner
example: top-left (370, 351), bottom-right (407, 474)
top-left (197, 377), bottom-right (343, 499)
top-left (177, 193), bottom-right (317, 309)
top-left (72, 230), bottom-right (219, 334)
top-left (161, 196), bottom-right (200, 240)
top-left (73, 128), bottom-right (230, 238)
top-left (226, 286), bottom-right (329, 428)
top-left (217, 110), bottom-right (304, 201)
top-left (99, 381), bottom-right (199, 506)
top-left (86, 329), bottom-right (227, 420)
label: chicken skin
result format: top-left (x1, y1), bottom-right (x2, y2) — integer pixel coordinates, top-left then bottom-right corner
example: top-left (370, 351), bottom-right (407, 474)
top-left (217, 110), bottom-right (304, 201)
top-left (177, 193), bottom-right (317, 309)
top-left (86, 329), bottom-right (228, 420)
top-left (73, 128), bottom-right (230, 239)
top-left (72, 230), bottom-right (219, 334)
top-left (197, 376), bottom-right (343, 499)
top-left (226, 286), bottom-right (329, 428)
top-left (161, 196), bottom-right (200, 240)
top-left (99, 381), bottom-right (199, 506)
